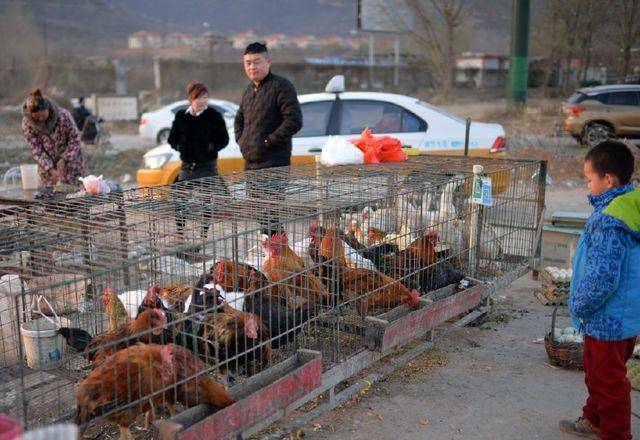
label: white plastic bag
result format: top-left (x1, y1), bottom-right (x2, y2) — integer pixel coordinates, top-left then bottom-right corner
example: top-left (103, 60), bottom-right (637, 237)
top-left (320, 136), bottom-right (364, 166)
top-left (79, 174), bottom-right (111, 195)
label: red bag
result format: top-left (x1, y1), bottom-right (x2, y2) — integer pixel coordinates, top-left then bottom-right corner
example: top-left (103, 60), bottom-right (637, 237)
top-left (350, 128), bottom-right (408, 164)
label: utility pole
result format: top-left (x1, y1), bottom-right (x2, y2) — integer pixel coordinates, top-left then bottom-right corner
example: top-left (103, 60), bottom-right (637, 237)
top-left (42, 18), bottom-right (48, 62)
top-left (507, 0), bottom-right (530, 106)
top-left (393, 34), bottom-right (400, 87)
top-left (368, 33), bottom-right (376, 87)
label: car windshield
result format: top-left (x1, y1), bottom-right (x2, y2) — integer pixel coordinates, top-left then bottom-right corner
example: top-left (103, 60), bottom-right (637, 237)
top-left (415, 100), bottom-right (464, 124)
top-left (567, 92), bottom-right (588, 104)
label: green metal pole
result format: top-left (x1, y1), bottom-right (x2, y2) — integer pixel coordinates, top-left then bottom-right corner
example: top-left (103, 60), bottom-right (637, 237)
top-left (508, 0), bottom-right (530, 106)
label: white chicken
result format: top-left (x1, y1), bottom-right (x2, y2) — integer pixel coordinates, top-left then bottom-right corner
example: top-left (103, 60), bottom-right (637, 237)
top-left (116, 289), bottom-right (150, 319)
top-left (361, 206), bottom-right (397, 235)
top-left (291, 237), bottom-right (315, 268)
top-left (341, 240), bottom-right (376, 270)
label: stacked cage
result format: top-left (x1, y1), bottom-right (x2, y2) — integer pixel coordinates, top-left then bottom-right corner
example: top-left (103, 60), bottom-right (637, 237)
top-left (0, 155), bottom-right (546, 438)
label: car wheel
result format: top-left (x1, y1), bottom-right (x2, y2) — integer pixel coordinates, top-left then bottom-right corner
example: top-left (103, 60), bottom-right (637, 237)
top-left (156, 129), bottom-right (170, 145)
top-left (582, 123), bottom-right (613, 148)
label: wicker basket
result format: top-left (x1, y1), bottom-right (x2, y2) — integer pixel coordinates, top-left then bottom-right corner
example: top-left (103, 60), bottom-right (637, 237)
top-left (544, 303), bottom-right (584, 369)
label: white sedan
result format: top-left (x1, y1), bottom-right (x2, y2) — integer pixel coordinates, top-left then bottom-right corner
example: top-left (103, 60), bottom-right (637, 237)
top-left (136, 76), bottom-right (506, 187)
top-left (138, 99), bottom-right (239, 144)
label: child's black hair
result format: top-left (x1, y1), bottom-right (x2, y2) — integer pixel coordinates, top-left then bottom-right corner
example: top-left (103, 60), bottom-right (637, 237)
top-left (244, 42), bottom-right (268, 55)
top-left (585, 140), bottom-right (635, 184)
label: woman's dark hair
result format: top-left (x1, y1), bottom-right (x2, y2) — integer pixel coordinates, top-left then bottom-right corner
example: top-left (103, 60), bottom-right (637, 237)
top-left (187, 81), bottom-right (208, 101)
top-left (244, 42), bottom-right (268, 55)
top-left (585, 140), bottom-right (635, 184)
top-left (26, 89), bottom-right (47, 113)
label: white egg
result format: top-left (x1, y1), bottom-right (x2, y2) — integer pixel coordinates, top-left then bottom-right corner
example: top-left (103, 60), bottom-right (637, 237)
top-left (563, 326), bottom-right (576, 335)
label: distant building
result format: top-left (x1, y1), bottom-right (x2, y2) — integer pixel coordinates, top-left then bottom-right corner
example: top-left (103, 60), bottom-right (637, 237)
top-left (344, 37), bottom-right (365, 50)
top-left (316, 36), bottom-right (346, 48)
top-left (164, 32), bottom-right (195, 48)
top-left (196, 31), bottom-right (228, 55)
top-left (455, 53), bottom-right (509, 88)
top-left (290, 35), bottom-right (317, 49)
top-left (128, 30), bottom-right (162, 50)
top-left (262, 33), bottom-right (293, 49)
top-left (556, 58), bottom-right (609, 86)
top-left (230, 30), bottom-right (260, 49)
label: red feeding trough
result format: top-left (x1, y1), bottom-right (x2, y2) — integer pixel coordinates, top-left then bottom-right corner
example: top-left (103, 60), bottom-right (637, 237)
top-left (365, 282), bottom-right (486, 354)
top-left (156, 349), bottom-right (322, 440)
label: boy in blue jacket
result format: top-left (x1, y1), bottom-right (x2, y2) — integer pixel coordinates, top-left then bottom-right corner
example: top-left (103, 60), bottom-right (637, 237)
top-left (560, 140), bottom-right (640, 439)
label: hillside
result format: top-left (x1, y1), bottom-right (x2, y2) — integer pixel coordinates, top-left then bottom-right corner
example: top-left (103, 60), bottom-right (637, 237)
top-left (0, 0), bottom-right (538, 59)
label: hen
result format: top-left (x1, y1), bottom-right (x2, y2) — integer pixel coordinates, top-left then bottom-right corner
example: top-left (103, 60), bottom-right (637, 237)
top-left (243, 268), bottom-right (311, 349)
top-left (101, 287), bottom-right (129, 332)
top-left (198, 293), bottom-right (271, 375)
top-left (262, 232), bottom-right (330, 306)
top-left (160, 284), bottom-right (193, 313)
top-left (341, 267), bottom-right (420, 316)
top-left (58, 308), bottom-right (168, 367)
top-left (179, 276), bottom-right (271, 375)
top-left (378, 231), bottom-right (439, 289)
top-left (213, 259), bottom-right (287, 302)
top-left (382, 231), bottom-right (464, 293)
top-left (76, 343), bottom-right (233, 440)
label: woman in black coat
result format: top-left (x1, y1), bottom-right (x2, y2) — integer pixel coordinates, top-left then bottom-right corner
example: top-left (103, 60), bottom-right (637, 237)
top-left (169, 81), bottom-right (230, 243)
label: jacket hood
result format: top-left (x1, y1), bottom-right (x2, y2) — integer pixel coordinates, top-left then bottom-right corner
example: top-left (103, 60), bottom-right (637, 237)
top-left (599, 184), bottom-right (640, 240)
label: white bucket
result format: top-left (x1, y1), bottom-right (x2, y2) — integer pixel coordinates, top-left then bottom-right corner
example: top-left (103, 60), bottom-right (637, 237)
top-left (20, 423), bottom-right (78, 440)
top-left (19, 297), bottom-right (68, 369)
top-left (19, 164), bottom-right (40, 190)
top-left (20, 318), bottom-right (68, 369)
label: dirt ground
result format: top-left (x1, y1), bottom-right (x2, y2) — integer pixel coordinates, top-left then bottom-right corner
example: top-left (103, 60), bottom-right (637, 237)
top-left (277, 273), bottom-right (640, 440)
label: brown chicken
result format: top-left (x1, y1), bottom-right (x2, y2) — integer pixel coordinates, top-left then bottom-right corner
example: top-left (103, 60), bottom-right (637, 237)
top-left (101, 287), bottom-right (128, 332)
top-left (341, 267), bottom-right (421, 316)
top-left (262, 232), bottom-right (330, 305)
top-left (312, 225), bottom-right (348, 299)
top-left (197, 296), bottom-right (271, 375)
top-left (365, 226), bottom-right (388, 246)
top-left (67, 308), bottom-right (168, 367)
top-left (213, 259), bottom-right (287, 301)
top-left (379, 231), bottom-right (439, 290)
top-left (76, 343), bottom-right (233, 440)
top-left (319, 226), bottom-right (348, 268)
top-left (160, 284), bottom-right (193, 312)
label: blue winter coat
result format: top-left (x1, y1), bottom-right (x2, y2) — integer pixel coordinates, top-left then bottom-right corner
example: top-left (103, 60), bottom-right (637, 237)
top-left (568, 184), bottom-right (640, 341)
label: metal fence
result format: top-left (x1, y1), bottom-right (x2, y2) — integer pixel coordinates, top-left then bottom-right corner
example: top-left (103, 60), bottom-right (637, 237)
top-left (0, 155), bottom-right (546, 438)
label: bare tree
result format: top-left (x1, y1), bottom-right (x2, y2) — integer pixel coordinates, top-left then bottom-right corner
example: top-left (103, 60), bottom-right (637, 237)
top-left (609, 0), bottom-right (640, 78)
top-left (575, 0), bottom-right (609, 83)
top-left (532, 0), bottom-right (608, 93)
top-left (393, 0), bottom-right (467, 94)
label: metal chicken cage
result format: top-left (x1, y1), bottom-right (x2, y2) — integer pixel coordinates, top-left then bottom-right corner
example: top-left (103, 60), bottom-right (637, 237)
top-left (0, 155), bottom-right (546, 438)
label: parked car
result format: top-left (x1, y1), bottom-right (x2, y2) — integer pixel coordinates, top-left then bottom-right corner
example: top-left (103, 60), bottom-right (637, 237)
top-left (138, 99), bottom-right (239, 144)
top-left (561, 84), bottom-right (640, 147)
top-left (136, 76), bottom-right (507, 187)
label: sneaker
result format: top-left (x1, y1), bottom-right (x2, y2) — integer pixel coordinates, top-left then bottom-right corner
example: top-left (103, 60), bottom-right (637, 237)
top-left (558, 416), bottom-right (599, 437)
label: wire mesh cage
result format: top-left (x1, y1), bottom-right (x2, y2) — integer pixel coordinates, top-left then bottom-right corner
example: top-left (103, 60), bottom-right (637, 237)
top-left (0, 155), bottom-right (546, 438)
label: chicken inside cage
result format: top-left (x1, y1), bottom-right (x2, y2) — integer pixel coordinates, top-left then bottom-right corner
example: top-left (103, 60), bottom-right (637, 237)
top-left (0, 156), bottom-right (546, 438)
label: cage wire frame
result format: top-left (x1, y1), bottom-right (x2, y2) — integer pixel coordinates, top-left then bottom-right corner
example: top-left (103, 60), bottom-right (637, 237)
top-left (0, 155), bottom-right (546, 435)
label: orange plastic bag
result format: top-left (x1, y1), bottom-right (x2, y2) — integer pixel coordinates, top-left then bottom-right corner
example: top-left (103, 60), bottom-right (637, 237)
top-left (349, 128), bottom-right (408, 164)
